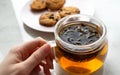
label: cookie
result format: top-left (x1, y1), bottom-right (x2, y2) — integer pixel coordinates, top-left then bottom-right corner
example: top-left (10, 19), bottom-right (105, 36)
top-left (30, 0), bottom-right (46, 11)
top-left (39, 12), bottom-right (61, 26)
top-left (59, 6), bottom-right (80, 18)
top-left (45, 0), bottom-right (65, 10)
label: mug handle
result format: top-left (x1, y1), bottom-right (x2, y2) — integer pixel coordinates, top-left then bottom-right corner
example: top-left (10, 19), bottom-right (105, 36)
top-left (48, 40), bottom-right (56, 47)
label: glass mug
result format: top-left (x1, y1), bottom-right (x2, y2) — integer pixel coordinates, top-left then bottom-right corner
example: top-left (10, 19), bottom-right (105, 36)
top-left (52, 14), bottom-right (108, 75)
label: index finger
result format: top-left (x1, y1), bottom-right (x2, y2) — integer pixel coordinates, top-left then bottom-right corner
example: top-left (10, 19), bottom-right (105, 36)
top-left (11, 37), bottom-right (47, 60)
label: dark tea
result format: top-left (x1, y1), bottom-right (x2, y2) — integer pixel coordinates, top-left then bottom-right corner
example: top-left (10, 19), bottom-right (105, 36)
top-left (54, 15), bottom-right (108, 75)
top-left (54, 21), bottom-right (108, 75)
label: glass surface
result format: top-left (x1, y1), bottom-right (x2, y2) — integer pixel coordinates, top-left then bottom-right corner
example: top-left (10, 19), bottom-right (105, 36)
top-left (53, 14), bottom-right (108, 75)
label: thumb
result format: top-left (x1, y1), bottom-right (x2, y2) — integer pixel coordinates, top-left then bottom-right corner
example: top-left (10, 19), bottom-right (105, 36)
top-left (22, 43), bottom-right (51, 73)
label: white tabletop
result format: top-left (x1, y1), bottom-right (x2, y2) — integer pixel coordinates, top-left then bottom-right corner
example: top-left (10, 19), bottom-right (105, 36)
top-left (0, 0), bottom-right (23, 62)
top-left (9, 0), bottom-right (120, 74)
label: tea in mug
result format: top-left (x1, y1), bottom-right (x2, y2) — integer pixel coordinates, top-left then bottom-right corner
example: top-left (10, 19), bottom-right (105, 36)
top-left (54, 21), bottom-right (108, 75)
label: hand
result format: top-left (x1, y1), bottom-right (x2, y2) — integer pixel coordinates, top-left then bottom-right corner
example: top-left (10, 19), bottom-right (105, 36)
top-left (0, 37), bottom-right (54, 75)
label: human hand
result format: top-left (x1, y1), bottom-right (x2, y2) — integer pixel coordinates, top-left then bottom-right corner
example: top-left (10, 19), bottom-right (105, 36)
top-left (0, 37), bottom-right (54, 75)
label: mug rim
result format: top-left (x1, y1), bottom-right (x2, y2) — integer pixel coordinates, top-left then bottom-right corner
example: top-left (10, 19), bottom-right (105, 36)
top-left (54, 14), bottom-right (107, 53)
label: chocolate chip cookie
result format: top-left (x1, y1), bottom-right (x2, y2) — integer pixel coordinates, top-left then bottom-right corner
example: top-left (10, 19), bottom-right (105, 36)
top-left (45, 0), bottom-right (65, 10)
top-left (30, 0), bottom-right (46, 11)
top-left (39, 12), bottom-right (61, 26)
top-left (59, 6), bottom-right (80, 18)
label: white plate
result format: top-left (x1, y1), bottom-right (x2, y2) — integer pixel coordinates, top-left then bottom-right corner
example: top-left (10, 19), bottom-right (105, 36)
top-left (21, 0), bottom-right (95, 32)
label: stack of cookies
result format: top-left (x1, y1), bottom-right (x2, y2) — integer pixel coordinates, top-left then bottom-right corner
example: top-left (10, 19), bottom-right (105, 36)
top-left (30, 0), bottom-right (80, 27)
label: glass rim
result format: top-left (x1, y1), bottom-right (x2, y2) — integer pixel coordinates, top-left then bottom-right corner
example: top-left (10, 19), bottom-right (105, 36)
top-left (54, 14), bottom-right (107, 53)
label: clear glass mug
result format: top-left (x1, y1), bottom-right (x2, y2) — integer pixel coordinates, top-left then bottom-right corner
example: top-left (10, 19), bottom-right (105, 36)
top-left (52, 14), bottom-right (108, 75)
